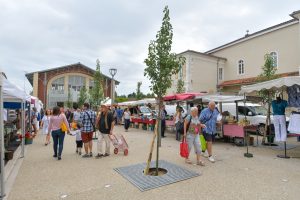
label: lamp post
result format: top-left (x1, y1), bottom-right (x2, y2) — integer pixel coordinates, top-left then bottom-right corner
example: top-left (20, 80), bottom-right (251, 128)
top-left (0, 68), bottom-right (6, 198)
top-left (109, 68), bottom-right (117, 105)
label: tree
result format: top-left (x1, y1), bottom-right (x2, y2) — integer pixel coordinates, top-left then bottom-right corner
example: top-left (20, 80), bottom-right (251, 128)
top-left (176, 78), bottom-right (185, 93)
top-left (257, 54), bottom-right (279, 144)
top-left (144, 6), bottom-right (185, 175)
top-left (136, 81), bottom-right (143, 100)
top-left (89, 59), bottom-right (104, 109)
top-left (66, 88), bottom-right (73, 108)
top-left (78, 86), bottom-right (87, 108)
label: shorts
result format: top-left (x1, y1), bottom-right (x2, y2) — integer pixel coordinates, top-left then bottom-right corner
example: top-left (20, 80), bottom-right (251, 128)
top-left (203, 131), bottom-right (215, 142)
top-left (76, 140), bottom-right (83, 148)
top-left (81, 132), bottom-right (93, 143)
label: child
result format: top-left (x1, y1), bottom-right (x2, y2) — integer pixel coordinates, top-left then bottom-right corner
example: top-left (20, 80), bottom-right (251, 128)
top-left (71, 122), bottom-right (83, 155)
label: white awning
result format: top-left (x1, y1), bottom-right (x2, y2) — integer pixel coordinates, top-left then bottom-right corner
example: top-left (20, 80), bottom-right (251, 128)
top-left (199, 94), bottom-right (244, 103)
top-left (3, 78), bottom-right (30, 102)
top-left (240, 76), bottom-right (300, 94)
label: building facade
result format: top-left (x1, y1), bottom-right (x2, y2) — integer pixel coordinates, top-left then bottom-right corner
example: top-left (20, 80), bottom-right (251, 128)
top-left (26, 63), bottom-right (119, 108)
top-left (168, 10), bottom-right (300, 95)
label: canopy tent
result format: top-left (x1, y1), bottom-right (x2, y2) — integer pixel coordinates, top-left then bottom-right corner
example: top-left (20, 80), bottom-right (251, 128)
top-left (3, 78), bottom-right (30, 108)
top-left (240, 76), bottom-right (300, 94)
top-left (1, 74), bottom-right (29, 197)
top-left (196, 94), bottom-right (244, 103)
top-left (163, 92), bottom-right (206, 101)
top-left (239, 76), bottom-right (300, 158)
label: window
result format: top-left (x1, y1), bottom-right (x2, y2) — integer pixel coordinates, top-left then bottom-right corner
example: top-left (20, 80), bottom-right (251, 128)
top-left (68, 75), bottom-right (86, 92)
top-left (270, 52), bottom-right (278, 68)
top-left (51, 77), bottom-right (64, 91)
top-left (238, 60), bottom-right (245, 75)
top-left (218, 68), bottom-right (223, 80)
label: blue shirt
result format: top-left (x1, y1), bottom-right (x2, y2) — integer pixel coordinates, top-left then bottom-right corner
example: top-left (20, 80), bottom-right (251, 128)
top-left (272, 100), bottom-right (288, 115)
top-left (199, 108), bottom-right (219, 134)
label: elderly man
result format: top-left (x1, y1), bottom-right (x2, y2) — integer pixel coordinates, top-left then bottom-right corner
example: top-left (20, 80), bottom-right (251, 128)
top-left (199, 101), bottom-right (220, 163)
top-left (95, 104), bottom-right (114, 158)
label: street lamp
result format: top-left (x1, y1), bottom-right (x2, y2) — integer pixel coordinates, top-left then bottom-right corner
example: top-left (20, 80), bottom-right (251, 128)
top-left (109, 68), bottom-right (117, 105)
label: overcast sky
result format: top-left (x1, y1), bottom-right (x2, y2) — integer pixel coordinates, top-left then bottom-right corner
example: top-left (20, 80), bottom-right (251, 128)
top-left (0, 0), bottom-right (299, 95)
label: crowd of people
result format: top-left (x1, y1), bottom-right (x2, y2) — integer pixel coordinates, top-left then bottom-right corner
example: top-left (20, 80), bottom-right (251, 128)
top-left (30, 100), bottom-right (220, 166)
top-left (33, 103), bottom-right (132, 160)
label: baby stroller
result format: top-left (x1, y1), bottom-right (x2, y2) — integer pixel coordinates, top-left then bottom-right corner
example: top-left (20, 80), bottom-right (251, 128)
top-left (110, 134), bottom-right (129, 156)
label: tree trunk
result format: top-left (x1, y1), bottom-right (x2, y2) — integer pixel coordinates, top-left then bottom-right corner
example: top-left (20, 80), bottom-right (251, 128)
top-left (156, 100), bottom-right (163, 175)
top-left (144, 119), bottom-right (158, 175)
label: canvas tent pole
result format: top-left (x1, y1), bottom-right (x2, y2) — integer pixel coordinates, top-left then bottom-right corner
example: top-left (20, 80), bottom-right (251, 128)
top-left (20, 101), bottom-right (25, 158)
top-left (0, 74), bottom-right (6, 198)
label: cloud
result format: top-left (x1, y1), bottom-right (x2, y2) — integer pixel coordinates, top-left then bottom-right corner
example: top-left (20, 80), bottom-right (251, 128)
top-left (0, 0), bottom-right (299, 95)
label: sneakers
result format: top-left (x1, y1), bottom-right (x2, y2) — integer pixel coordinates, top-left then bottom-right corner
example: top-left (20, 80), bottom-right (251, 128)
top-left (95, 154), bottom-right (103, 159)
top-left (103, 153), bottom-right (110, 157)
top-left (82, 154), bottom-right (90, 158)
top-left (89, 152), bottom-right (93, 157)
top-left (201, 151), bottom-right (209, 158)
top-left (208, 156), bottom-right (215, 163)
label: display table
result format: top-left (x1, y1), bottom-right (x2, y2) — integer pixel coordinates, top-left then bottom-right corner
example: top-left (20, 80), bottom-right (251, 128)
top-left (131, 118), bottom-right (156, 125)
top-left (223, 124), bottom-right (257, 138)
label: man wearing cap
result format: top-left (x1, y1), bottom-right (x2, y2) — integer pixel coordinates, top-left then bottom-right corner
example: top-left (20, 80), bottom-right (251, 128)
top-left (79, 103), bottom-right (96, 158)
top-left (95, 104), bottom-right (114, 158)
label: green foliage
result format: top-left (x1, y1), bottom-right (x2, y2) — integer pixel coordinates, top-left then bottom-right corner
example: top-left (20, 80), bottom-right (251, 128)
top-left (257, 54), bottom-right (279, 104)
top-left (115, 97), bottom-right (129, 103)
top-left (176, 78), bottom-right (185, 93)
top-left (136, 81), bottom-right (143, 100)
top-left (89, 59), bottom-right (104, 108)
top-left (144, 6), bottom-right (186, 99)
top-left (78, 86), bottom-right (87, 108)
top-left (66, 88), bottom-right (73, 108)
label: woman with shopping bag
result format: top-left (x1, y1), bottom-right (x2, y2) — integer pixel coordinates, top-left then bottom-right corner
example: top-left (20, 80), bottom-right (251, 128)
top-left (182, 107), bottom-right (206, 166)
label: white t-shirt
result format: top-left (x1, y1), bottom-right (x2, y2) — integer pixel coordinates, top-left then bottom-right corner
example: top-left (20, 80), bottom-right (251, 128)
top-left (124, 111), bottom-right (131, 120)
top-left (73, 111), bottom-right (81, 121)
top-left (71, 129), bottom-right (82, 141)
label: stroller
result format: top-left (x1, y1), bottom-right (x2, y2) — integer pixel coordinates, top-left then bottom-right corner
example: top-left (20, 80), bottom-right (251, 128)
top-left (109, 134), bottom-right (129, 156)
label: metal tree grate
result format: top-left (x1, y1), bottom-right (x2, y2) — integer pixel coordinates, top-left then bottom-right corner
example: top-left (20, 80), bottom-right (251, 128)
top-left (114, 160), bottom-right (200, 192)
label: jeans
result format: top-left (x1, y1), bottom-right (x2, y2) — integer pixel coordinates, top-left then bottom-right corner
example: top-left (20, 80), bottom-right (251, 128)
top-left (52, 129), bottom-right (65, 157)
top-left (124, 119), bottom-right (130, 130)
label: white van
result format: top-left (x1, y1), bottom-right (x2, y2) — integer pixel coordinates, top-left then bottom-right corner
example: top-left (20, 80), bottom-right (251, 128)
top-left (164, 105), bottom-right (187, 119)
top-left (221, 102), bottom-right (271, 134)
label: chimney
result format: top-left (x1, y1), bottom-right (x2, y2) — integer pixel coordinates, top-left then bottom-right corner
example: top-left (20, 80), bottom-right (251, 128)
top-left (245, 30), bottom-right (249, 37)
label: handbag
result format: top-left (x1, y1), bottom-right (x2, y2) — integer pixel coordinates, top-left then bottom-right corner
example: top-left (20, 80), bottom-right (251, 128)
top-left (200, 134), bottom-right (207, 152)
top-left (180, 138), bottom-right (189, 158)
top-left (61, 122), bottom-right (67, 132)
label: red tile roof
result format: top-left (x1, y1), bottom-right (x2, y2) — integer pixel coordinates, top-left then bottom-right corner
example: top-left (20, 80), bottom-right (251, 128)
top-left (218, 71), bottom-right (299, 87)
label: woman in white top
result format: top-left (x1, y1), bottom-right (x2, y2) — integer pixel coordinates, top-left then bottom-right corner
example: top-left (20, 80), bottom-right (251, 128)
top-left (123, 108), bottom-right (131, 132)
top-left (41, 109), bottom-right (51, 145)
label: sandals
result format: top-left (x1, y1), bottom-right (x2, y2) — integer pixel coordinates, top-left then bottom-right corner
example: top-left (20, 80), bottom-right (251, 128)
top-left (197, 160), bottom-right (205, 166)
top-left (185, 159), bottom-right (192, 164)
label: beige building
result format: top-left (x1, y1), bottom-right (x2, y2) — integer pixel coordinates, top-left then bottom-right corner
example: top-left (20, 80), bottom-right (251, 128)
top-left (168, 10), bottom-right (300, 95)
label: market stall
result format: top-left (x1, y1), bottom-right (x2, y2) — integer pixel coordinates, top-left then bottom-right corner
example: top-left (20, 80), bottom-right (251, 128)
top-left (240, 76), bottom-right (300, 158)
top-left (1, 74), bottom-right (30, 198)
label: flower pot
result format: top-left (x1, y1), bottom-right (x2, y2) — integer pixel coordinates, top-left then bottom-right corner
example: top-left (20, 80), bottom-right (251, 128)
top-left (5, 150), bottom-right (14, 161)
top-left (25, 138), bottom-right (33, 145)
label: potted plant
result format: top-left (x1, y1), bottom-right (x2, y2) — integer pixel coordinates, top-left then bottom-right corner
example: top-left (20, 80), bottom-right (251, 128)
top-left (25, 132), bottom-right (33, 145)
